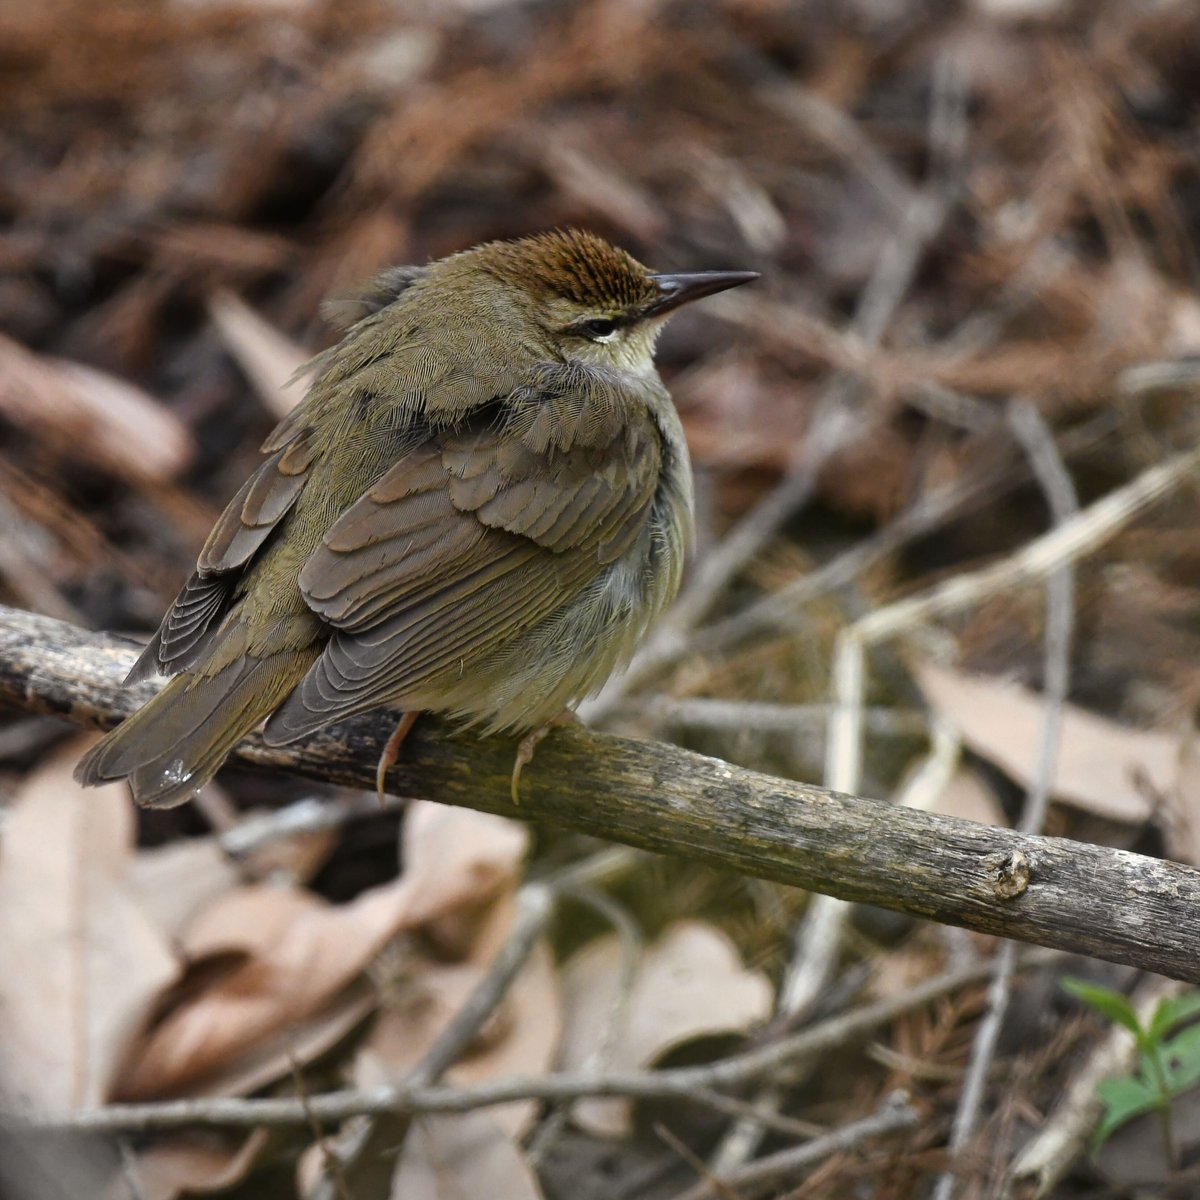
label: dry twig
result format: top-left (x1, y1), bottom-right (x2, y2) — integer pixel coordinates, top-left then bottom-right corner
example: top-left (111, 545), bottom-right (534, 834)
top-left (9, 956), bottom-right (1035, 1134)
top-left (932, 399), bottom-right (1080, 1200)
top-left (669, 1092), bottom-right (919, 1200)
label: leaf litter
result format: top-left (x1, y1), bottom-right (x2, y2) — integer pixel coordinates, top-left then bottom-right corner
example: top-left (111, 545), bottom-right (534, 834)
top-left (6, 1), bottom-right (1200, 1196)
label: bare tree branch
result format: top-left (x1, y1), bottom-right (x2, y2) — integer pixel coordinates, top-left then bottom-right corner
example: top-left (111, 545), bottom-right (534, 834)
top-left (2, 604), bottom-right (1200, 983)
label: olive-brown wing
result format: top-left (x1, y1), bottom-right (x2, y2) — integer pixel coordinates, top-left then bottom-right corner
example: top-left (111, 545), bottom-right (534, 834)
top-left (125, 430), bottom-right (316, 683)
top-left (263, 397), bottom-right (660, 742)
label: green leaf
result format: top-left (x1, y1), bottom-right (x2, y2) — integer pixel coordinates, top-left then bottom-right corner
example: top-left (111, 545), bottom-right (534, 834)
top-left (1161, 1024), bottom-right (1200, 1094)
top-left (1063, 979), bottom-right (1142, 1036)
top-left (1094, 1076), bottom-right (1164, 1149)
top-left (1148, 991), bottom-right (1200, 1041)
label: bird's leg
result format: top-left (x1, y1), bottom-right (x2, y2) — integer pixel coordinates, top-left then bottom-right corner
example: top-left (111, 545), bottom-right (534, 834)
top-left (512, 710), bottom-right (579, 806)
top-left (376, 710), bottom-right (420, 804)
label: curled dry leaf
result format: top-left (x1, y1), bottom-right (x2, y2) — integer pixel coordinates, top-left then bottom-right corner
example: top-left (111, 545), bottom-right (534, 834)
top-left (109, 1130), bottom-right (269, 1200)
top-left (115, 802), bottom-right (528, 1100)
top-left (388, 1113), bottom-right (544, 1200)
top-left (298, 887), bottom-right (560, 1195)
top-left (355, 937), bottom-right (562, 1136)
top-left (0, 739), bottom-right (179, 1115)
top-left (916, 662), bottom-right (1175, 824)
top-left (559, 920), bottom-right (773, 1136)
top-left (127, 838), bottom-right (241, 944)
top-left (0, 335), bottom-right (193, 484)
top-left (161, 988), bottom-right (378, 1104)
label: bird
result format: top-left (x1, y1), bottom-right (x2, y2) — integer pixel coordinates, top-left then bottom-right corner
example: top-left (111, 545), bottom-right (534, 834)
top-left (75, 229), bottom-right (757, 808)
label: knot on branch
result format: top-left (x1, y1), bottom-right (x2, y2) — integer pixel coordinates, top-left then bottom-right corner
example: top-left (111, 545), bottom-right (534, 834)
top-left (987, 848), bottom-right (1031, 901)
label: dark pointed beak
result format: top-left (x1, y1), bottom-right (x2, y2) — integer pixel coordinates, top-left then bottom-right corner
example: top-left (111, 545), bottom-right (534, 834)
top-left (645, 270), bottom-right (760, 317)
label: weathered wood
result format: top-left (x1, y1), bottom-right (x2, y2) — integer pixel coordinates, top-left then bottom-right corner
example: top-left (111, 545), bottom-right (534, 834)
top-left (2, 603), bottom-right (1198, 982)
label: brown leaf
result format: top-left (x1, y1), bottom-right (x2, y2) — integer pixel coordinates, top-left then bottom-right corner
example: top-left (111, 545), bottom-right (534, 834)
top-left (113, 1130), bottom-right (268, 1200)
top-left (169, 988), bottom-right (376, 1103)
top-left (388, 1113), bottom-right (544, 1200)
top-left (127, 837), bottom-right (241, 943)
top-left (115, 803), bottom-right (527, 1099)
top-left (0, 740), bottom-right (179, 1114)
top-left (0, 335), bottom-right (193, 484)
top-left (930, 766), bottom-right (1008, 827)
top-left (559, 920), bottom-right (772, 1136)
top-left (395, 802), bottom-right (529, 928)
top-left (355, 937), bottom-right (562, 1136)
top-left (916, 662), bottom-right (1175, 823)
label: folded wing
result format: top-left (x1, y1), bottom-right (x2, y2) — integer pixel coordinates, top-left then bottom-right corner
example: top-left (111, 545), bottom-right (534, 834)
top-left (265, 365), bottom-right (660, 741)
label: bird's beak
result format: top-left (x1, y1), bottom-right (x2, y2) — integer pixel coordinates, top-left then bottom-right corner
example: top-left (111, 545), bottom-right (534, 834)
top-left (645, 270), bottom-right (759, 317)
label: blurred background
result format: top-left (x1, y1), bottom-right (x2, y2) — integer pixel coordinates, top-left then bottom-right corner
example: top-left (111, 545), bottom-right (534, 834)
top-left (4, 1), bottom-right (1200, 1197)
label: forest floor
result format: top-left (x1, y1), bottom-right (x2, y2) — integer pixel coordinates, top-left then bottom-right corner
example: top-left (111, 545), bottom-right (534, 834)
top-left (3, 1), bottom-right (1200, 1197)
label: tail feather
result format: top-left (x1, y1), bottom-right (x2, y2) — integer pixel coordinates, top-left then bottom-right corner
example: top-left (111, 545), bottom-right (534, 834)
top-left (75, 651), bottom-right (311, 808)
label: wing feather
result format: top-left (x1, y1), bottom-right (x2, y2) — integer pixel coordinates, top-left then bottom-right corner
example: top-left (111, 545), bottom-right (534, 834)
top-left (126, 429), bottom-right (316, 682)
top-left (265, 365), bottom-right (663, 742)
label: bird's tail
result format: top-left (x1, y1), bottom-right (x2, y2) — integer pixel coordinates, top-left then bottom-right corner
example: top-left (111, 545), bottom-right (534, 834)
top-left (74, 651), bottom-right (313, 808)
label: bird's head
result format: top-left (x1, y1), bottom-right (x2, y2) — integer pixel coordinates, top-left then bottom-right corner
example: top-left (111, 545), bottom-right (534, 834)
top-left (455, 229), bottom-right (758, 374)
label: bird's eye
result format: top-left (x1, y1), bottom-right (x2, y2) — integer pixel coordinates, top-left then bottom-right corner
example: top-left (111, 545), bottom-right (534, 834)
top-left (577, 318), bottom-right (618, 340)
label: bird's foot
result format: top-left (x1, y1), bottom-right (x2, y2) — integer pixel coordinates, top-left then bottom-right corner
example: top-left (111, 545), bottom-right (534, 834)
top-left (512, 710), bottom-right (579, 806)
top-left (376, 710), bottom-right (420, 805)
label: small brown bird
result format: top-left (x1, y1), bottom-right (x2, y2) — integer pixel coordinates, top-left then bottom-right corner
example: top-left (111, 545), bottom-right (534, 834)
top-left (75, 230), bottom-right (756, 807)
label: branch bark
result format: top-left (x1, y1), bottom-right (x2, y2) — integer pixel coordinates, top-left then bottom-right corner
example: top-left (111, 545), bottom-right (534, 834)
top-left (2, 604), bottom-right (1199, 983)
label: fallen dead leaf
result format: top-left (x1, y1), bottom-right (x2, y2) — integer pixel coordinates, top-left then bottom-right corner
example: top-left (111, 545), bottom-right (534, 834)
top-left (916, 662), bottom-right (1174, 823)
top-left (0, 335), bottom-right (193, 484)
top-left (115, 803), bottom-right (527, 1099)
top-left (355, 938), bottom-right (562, 1136)
top-left (391, 801), bottom-right (529, 930)
top-left (167, 987), bottom-right (377, 1103)
top-left (111, 1130), bottom-right (268, 1200)
top-left (559, 920), bottom-right (773, 1136)
top-left (930, 765), bottom-right (1008, 828)
top-left (127, 837), bottom-right (241, 944)
top-left (0, 739), bottom-right (179, 1115)
top-left (388, 1113), bottom-right (544, 1200)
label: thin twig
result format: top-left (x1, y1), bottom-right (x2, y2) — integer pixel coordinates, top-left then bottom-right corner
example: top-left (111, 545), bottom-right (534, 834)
top-left (682, 410), bottom-right (1118, 666)
top-left (306, 878), bottom-right (558, 1198)
top-left (9, 957), bottom-right (1039, 1134)
top-left (670, 1093), bottom-right (920, 1200)
top-left (218, 792), bottom-right (407, 858)
top-left (116, 1140), bottom-right (149, 1200)
top-left (526, 880), bottom-right (644, 1165)
top-left (658, 1122), bottom-right (744, 1200)
top-left (851, 442), bottom-right (1199, 647)
top-left (291, 1052), bottom-right (355, 1200)
top-left (932, 399), bottom-right (1079, 1200)
top-left (411, 883), bottom-right (554, 1087)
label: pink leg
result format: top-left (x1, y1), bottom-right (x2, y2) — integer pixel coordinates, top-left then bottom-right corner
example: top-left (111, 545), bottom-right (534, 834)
top-left (376, 710), bottom-right (420, 804)
top-left (511, 710), bottom-right (579, 806)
